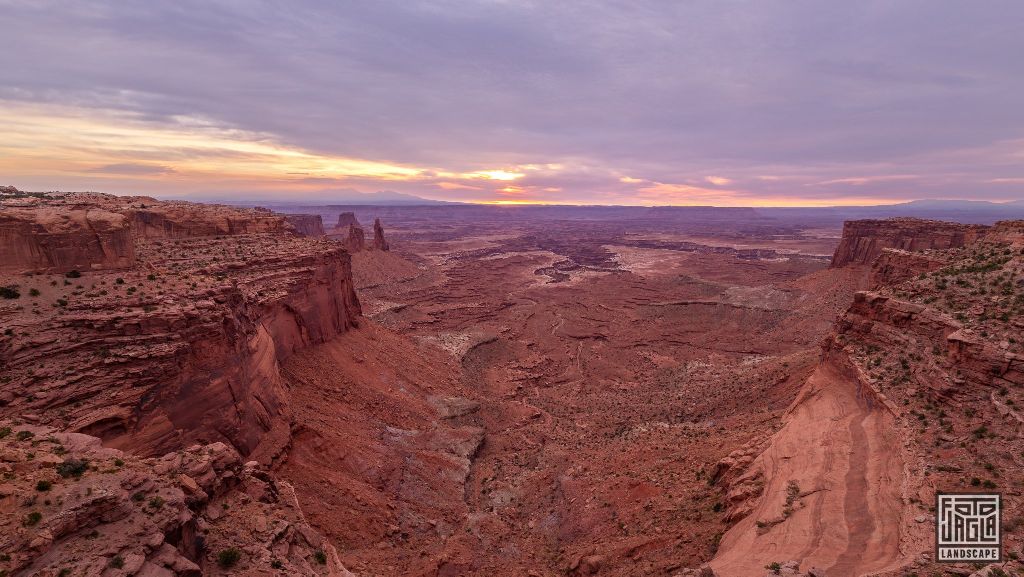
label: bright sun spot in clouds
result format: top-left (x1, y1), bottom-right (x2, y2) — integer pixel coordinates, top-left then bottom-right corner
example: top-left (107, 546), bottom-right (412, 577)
top-left (705, 176), bottom-right (731, 186)
top-left (470, 170), bottom-right (526, 181)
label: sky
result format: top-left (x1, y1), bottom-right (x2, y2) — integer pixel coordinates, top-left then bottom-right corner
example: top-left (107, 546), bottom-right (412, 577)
top-left (2, 0), bottom-right (1024, 206)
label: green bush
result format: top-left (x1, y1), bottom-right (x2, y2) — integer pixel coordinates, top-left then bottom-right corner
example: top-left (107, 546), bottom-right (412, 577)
top-left (217, 548), bottom-right (242, 568)
top-left (56, 458), bottom-right (89, 478)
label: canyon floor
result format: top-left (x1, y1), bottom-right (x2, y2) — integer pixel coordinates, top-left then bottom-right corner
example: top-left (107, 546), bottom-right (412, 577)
top-left (275, 214), bottom-right (868, 576)
top-left (3, 194), bottom-right (1024, 577)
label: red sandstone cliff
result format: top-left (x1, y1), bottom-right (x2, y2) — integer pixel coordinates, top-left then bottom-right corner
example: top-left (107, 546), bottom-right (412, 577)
top-left (284, 214), bottom-right (326, 237)
top-left (343, 224), bottom-right (366, 252)
top-left (713, 221), bottom-right (1024, 576)
top-left (0, 195), bottom-right (361, 463)
top-left (0, 207), bottom-right (134, 274)
top-left (829, 218), bottom-right (986, 268)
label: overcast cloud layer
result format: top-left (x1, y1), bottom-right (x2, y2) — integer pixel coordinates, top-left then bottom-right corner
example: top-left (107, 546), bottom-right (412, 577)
top-left (2, 0), bottom-right (1024, 205)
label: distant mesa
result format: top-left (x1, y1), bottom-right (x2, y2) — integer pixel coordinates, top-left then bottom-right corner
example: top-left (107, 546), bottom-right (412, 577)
top-left (337, 211), bottom-right (361, 228)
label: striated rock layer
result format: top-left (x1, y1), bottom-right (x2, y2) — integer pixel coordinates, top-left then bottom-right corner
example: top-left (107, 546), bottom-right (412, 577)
top-left (0, 207), bottom-right (134, 274)
top-left (0, 192), bottom-right (300, 273)
top-left (0, 194), bottom-right (361, 463)
top-left (829, 218), bottom-right (986, 268)
top-left (713, 219), bottom-right (1024, 577)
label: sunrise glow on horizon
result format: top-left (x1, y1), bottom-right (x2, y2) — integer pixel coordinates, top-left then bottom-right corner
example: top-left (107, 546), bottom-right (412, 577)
top-left (2, 2), bottom-right (1023, 207)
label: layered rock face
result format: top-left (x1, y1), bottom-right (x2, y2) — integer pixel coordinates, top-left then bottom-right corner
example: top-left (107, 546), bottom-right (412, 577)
top-left (0, 192), bottom-right (299, 274)
top-left (0, 195), bottom-right (361, 462)
top-left (830, 218), bottom-right (986, 267)
top-left (284, 214), bottom-right (326, 237)
top-left (0, 422), bottom-right (352, 576)
top-left (712, 221), bottom-right (1024, 576)
top-left (372, 218), bottom-right (389, 251)
top-left (0, 207), bottom-right (134, 274)
top-left (0, 193), bottom-right (367, 576)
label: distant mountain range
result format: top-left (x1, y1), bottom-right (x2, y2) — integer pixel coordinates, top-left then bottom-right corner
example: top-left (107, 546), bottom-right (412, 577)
top-left (174, 188), bottom-right (457, 207)
top-left (757, 199), bottom-right (1024, 224)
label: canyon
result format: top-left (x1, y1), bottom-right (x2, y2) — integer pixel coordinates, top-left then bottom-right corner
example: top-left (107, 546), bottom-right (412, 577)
top-left (1, 190), bottom-right (1023, 577)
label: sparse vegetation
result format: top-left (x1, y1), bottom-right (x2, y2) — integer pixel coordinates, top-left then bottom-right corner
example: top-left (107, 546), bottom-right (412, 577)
top-left (56, 458), bottom-right (89, 478)
top-left (217, 548), bottom-right (242, 568)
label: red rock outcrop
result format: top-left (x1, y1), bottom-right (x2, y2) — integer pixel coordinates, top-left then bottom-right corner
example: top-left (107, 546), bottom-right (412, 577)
top-left (984, 219), bottom-right (1024, 245)
top-left (0, 236), bottom-right (361, 461)
top-left (336, 212), bottom-right (361, 229)
top-left (372, 218), bottom-right (389, 251)
top-left (868, 248), bottom-right (948, 288)
top-left (0, 194), bottom-right (362, 463)
top-left (714, 225), bottom-right (1024, 576)
top-left (0, 422), bottom-right (353, 576)
top-left (343, 224), bottom-right (366, 252)
top-left (0, 207), bottom-right (134, 274)
top-left (830, 218), bottom-right (986, 268)
top-left (284, 214), bottom-right (326, 237)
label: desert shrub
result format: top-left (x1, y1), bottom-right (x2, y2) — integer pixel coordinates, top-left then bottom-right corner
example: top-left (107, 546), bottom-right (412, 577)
top-left (15, 430), bottom-right (34, 441)
top-left (23, 511), bottom-right (42, 526)
top-left (314, 550), bottom-right (327, 565)
top-left (0, 427), bottom-right (10, 438)
top-left (0, 285), bottom-right (20, 299)
top-left (56, 458), bottom-right (89, 478)
top-left (271, 559), bottom-right (284, 569)
top-left (28, 288), bottom-right (40, 297)
top-left (65, 270), bottom-right (81, 278)
top-left (765, 562), bottom-right (782, 574)
top-left (148, 496), bottom-right (165, 509)
top-left (109, 555), bottom-right (124, 569)
top-left (217, 548), bottom-right (242, 568)
top-left (35, 480), bottom-right (52, 491)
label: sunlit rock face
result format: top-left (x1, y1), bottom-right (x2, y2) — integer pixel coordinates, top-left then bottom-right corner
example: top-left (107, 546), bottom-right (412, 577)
top-left (830, 218), bottom-right (986, 268)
